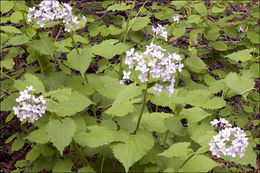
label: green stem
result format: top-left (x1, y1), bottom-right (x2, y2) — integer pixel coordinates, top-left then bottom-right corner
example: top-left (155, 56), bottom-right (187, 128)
top-left (0, 70), bottom-right (16, 81)
top-left (134, 82), bottom-right (149, 134)
top-left (72, 140), bottom-right (90, 167)
top-left (119, 0), bottom-right (136, 79)
top-left (163, 130), bottom-right (169, 148)
top-left (84, 73), bottom-right (88, 84)
top-left (179, 153), bottom-right (197, 169)
top-left (100, 155), bottom-right (105, 173)
top-left (175, 71), bottom-right (180, 88)
top-left (38, 58), bottom-right (44, 75)
top-left (70, 33), bottom-right (79, 54)
top-left (155, 105), bottom-right (158, 112)
top-left (53, 113), bottom-right (63, 123)
top-left (92, 104), bottom-right (97, 120)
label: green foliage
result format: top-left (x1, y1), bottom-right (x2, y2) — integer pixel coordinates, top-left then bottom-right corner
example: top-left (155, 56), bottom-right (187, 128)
top-left (111, 130), bottom-right (154, 172)
top-left (1, 1), bottom-right (259, 172)
top-left (47, 118), bottom-right (76, 154)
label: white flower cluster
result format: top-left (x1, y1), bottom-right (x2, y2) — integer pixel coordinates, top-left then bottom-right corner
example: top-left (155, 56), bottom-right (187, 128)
top-left (27, 0), bottom-right (86, 32)
top-left (238, 27), bottom-right (244, 33)
top-left (209, 119), bottom-right (248, 158)
top-left (123, 43), bottom-right (184, 96)
top-left (210, 118), bottom-right (232, 128)
top-left (13, 86), bottom-right (47, 123)
top-left (172, 14), bottom-right (180, 23)
top-left (152, 24), bottom-right (167, 41)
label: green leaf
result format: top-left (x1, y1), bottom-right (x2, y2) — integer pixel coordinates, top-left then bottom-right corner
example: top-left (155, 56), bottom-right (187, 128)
top-left (182, 90), bottom-right (226, 109)
top-left (225, 49), bottom-right (252, 62)
top-left (1, 93), bottom-right (19, 111)
top-left (179, 155), bottom-right (219, 172)
top-left (2, 57), bottom-right (14, 70)
top-left (247, 31), bottom-right (259, 44)
top-left (92, 39), bottom-right (129, 59)
top-left (171, 1), bottom-right (186, 9)
top-left (39, 145), bottom-right (54, 157)
top-left (30, 38), bottom-right (54, 57)
top-left (106, 84), bottom-right (144, 117)
top-left (225, 73), bottom-right (255, 94)
top-left (129, 17), bottom-right (150, 31)
top-left (47, 118), bottom-right (76, 154)
top-left (78, 166), bottom-right (96, 173)
top-left (165, 117), bottom-right (186, 136)
top-left (187, 15), bottom-right (202, 24)
top-left (11, 138), bottom-right (25, 152)
top-left (194, 3), bottom-right (207, 16)
top-left (88, 75), bottom-right (125, 99)
top-left (111, 130), bottom-right (154, 172)
top-left (14, 74), bottom-right (45, 93)
top-left (6, 35), bottom-right (30, 46)
top-left (137, 113), bottom-right (173, 133)
top-left (0, 26), bottom-right (22, 34)
top-left (47, 90), bottom-right (93, 117)
top-left (26, 147), bottom-right (41, 162)
top-left (74, 125), bottom-right (122, 148)
top-left (10, 11), bottom-right (24, 23)
top-left (107, 3), bottom-right (131, 11)
top-left (73, 34), bottom-right (89, 44)
top-left (172, 27), bottom-right (186, 38)
top-left (205, 27), bottom-right (220, 41)
top-left (179, 107), bottom-right (211, 123)
top-left (211, 5), bottom-right (225, 13)
top-left (67, 48), bottom-right (94, 75)
top-left (26, 126), bottom-right (49, 144)
top-left (209, 41), bottom-right (227, 51)
top-left (0, 1), bottom-right (14, 13)
top-left (185, 56), bottom-right (207, 73)
top-left (159, 142), bottom-right (191, 158)
top-left (53, 159), bottom-right (73, 172)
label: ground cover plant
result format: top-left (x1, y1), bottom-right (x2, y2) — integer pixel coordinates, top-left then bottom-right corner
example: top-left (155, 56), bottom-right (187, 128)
top-left (0, 0), bottom-right (259, 172)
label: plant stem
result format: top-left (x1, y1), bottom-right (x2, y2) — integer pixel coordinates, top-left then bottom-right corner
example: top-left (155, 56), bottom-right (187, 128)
top-left (179, 153), bottom-right (197, 169)
top-left (70, 32), bottom-right (79, 54)
top-left (163, 130), bottom-right (169, 148)
top-left (134, 82), bottom-right (149, 134)
top-left (119, 0), bottom-right (136, 79)
top-left (84, 73), bottom-right (88, 84)
top-left (72, 140), bottom-right (91, 167)
top-left (0, 70), bottom-right (16, 81)
top-left (38, 58), bottom-right (44, 75)
top-left (53, 113), bottom-right (63, 123)
top-left (100, 155), bottom-right (105, 173)
top-left (92, 104), bottom-right (97, 120)
top-left (155, 105), bottom-right (158, 112)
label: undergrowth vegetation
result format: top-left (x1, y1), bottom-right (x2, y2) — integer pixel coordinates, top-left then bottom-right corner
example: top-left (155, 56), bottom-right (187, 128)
top-left (0, 0), bottom-right (259, 172)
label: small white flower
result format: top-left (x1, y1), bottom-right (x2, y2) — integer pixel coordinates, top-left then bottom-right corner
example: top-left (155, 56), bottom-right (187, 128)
top-left (238, 27), bottom-right (244, 33)
top-left (172, 14), bottom-right (180, 23)
top-left (123, 71), bottom-right (131, 80)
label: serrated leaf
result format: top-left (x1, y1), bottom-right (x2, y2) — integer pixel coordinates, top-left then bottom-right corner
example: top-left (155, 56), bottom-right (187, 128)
top-left (26, 126), bottom-right (49, 144)
top-left (107, 3), bottom-right (131, 11)
top-left (10, 11), bottom-right (23, 23)
top-left (26, 147), bottom-right (41, 162)
top-left (209, 41), bottom-right (227, 51)
top-left (30, 38), bottom-right (54, 57)
top-left (187, 15), bottom-right (202, 24)
top-left (47, 90), bottom-right (92, 117)
top-left (226, 73), bottom-right (255, 94)
top-left (0, 1), bottom-right (14, 13)
top-left (111, 130), bottom-right (154, 172)
top-left (2, 58), bottom-right (14, 70)
top-left (185, 56), bottom-right (207, 73)
top-left (159, 142), bottom-right (191, 158)
top-left (165, 117), bottom-right (186, 136)
top-left (172, 27), bottom-right (186, 38)
top-left (247, 31), bottom-right (259, 44)
top-left (74, 125), bottom-right (122, 148)
top-left (47, 118), bottom-right (75, 154)
top-left (182, 89), bottom-right (226, 109)
top-left (179, 155), bottom-right (219, 172)
top-left (88, 75), bottom-right (125, 99)
top-left (78, 166), bottom-right (96, 173)
top-left (92, 39), bottom-right (129, 59)
top-left (179, 107), bottom-right (211, 123)
top-left (67, 48), bottom-right (94, 76)
top-left (225, 49), bottom-right (252, 62)
top-left (106, 84), bottom-right (144, 117)
top-left (11, 138), bottom-right (25, 152)
top-left (0, 26), bottom-right (22, 34)
top-left (14, 74), bottom-right (45, 93)
top-left (136, 112), bottom-right (173, 133)
top-left (0, 93), bottom-right (19, 111)
top-left (194, 3), bottom-right (207, 16)
top-left (6, 35), bottom-right (30, 46)
top-left (129, 17), bottom-right (150, 31)
top-left (53, 159), bottom-right (73, 172)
